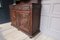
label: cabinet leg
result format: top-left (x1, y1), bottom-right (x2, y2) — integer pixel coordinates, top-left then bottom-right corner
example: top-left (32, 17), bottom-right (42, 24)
top-left (29, 36), bottom-right (33, 38)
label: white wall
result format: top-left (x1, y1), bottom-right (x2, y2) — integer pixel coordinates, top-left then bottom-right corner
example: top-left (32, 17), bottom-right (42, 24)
top-left (40, 0), bottom-right (60, 40)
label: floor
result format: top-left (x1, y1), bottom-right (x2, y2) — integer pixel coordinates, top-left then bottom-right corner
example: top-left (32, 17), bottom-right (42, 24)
top-left (0, 22), bottom-right (55, 40)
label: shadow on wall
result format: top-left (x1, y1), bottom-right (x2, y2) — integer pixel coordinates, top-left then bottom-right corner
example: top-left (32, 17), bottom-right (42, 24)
top-left (0, 28), bottom-right (6, 40)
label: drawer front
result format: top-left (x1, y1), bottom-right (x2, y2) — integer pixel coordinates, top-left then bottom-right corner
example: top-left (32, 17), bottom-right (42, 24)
top-left (16, 11), bottom-right (32, 33)
top-left (15, 4), bottom-right (32, 11)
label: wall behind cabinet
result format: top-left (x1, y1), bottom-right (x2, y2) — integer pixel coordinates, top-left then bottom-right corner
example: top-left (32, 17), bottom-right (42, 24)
top-left (0, 0), bottom-right (13, 24)
top-left (40, 0), bottom-right (60, 40)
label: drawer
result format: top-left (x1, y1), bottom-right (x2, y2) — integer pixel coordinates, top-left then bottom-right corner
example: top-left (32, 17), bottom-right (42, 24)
top-left (15, 5), bottom-right (32, 11)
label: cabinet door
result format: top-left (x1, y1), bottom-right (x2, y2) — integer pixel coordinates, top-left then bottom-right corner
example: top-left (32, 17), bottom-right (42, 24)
top-left (17, 11), bottom-right (31, 33)
top-left (10, 10), bottom-right (17, 26)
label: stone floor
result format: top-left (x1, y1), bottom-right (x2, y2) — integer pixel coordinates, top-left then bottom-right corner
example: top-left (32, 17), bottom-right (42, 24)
top-left (0, 22), bottom-right (55, 40)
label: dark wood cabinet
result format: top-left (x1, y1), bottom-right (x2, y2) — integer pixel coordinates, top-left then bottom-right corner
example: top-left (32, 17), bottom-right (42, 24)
top-left (9, 2), bottom-right (41, 37)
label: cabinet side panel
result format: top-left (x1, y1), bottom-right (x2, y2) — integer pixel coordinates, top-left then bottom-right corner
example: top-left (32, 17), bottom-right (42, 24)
top-left (32, 3), bottom-right (41, 34)
top-left (9, 5), bottom-right (17, 27)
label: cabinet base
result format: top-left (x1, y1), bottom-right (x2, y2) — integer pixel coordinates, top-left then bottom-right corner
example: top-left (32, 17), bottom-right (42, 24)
top-left (29, 30), bottom-right (40, 38)
top-left (18, 28), bottom-right (40, 38)
top-left (11, 24), bottom-right (40, 38)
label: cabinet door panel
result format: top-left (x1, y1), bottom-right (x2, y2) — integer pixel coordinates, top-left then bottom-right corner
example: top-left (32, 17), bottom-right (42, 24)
top-left (17, 11), bottom-right (31, 33)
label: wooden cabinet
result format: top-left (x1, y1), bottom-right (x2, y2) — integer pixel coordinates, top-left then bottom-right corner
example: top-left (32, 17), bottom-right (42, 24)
top-left (9, 2), bottom-right (41, 37)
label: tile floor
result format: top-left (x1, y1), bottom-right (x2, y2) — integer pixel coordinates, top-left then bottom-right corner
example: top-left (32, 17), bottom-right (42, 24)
top-left (0, 22), bottom-right (55, 40)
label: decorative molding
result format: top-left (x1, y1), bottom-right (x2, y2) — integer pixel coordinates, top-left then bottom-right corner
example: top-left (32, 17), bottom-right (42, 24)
top-left (40, 15), bottom-right (50, 33)
top-left (51, 17), bottom-right (60, 32)
top-left (41, 4), bottom-right (51, 16)
top-left (53, 4), bottom-right (60, 15)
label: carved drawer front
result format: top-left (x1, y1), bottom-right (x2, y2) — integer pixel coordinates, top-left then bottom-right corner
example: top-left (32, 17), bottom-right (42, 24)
top-left (17, 11), bottom-right (31, 33)
top-left (15, 4), bottom-right (32, 11)
top-left (21, 4), bottom-right (31, 11)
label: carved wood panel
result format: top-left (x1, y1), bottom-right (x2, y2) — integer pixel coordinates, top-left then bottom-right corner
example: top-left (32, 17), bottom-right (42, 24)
top-left (16, 11), bottom-right (31, 33)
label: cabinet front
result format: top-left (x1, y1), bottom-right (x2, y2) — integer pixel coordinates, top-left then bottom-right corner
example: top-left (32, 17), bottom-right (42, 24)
top-left (17, 11), bottom-right (32, 33)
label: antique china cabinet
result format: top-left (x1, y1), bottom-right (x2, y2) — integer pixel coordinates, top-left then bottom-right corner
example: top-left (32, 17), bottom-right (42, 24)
top-left (9, 0), bottom-right (41, 37)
